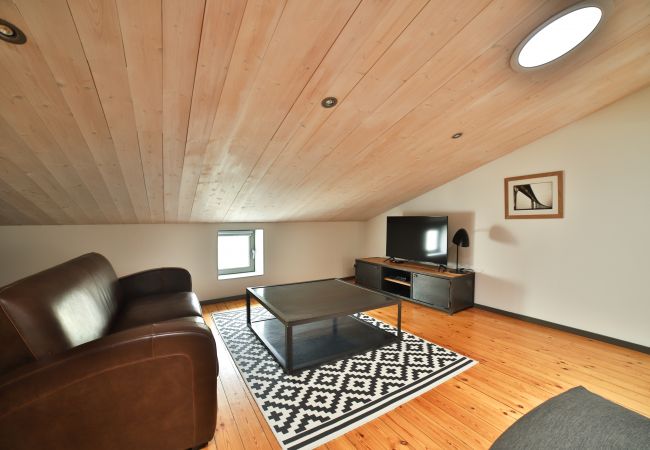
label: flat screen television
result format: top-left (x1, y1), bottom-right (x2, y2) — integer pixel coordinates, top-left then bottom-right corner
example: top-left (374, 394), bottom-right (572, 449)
top-left (386, 216), bottom-right (448, 265)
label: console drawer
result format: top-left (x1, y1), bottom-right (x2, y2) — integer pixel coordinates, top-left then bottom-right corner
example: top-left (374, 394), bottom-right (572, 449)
top-left (355, 261), bottom-right (381, 290)
top-left (412, 273), bottom-right (450, 310)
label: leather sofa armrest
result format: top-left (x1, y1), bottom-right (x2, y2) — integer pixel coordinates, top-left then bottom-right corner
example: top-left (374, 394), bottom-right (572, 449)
top-left (119, 267), bottom-right (192, 300)
top-left (0, 317), bottom-right (217, 450)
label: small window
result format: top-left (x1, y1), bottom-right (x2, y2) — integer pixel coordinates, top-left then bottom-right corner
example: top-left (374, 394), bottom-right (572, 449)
top-left (217, 229), bottom-right (264, 279)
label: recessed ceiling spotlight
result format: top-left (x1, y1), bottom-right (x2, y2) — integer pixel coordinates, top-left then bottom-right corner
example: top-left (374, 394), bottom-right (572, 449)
top-left (0, 19), bottom-right (26, 45)
top-left (321, 97), bottom-right (338, 108)
top-left (511, 0), bottom-right (611, 71)
top-left (452, 132), bottom-right (463, 139)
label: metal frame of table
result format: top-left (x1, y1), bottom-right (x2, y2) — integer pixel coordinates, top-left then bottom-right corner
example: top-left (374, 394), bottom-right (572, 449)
top-left (245, 279), bottom-right (402, 374)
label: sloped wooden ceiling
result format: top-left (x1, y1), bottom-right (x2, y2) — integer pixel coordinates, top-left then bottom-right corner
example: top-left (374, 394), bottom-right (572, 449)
top-left (0, 0), bottom-right (648, 224)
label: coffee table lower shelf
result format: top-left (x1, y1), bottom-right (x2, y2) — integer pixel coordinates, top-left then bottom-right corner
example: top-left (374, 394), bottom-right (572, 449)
top-left (249, 315), bottom-right (398, 374)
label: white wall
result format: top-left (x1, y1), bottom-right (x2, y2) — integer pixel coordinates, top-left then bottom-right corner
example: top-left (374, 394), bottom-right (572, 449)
top-left (365, 87), bottom-right (650, 347)
top-left (0, 222), bottom-right (364, 300)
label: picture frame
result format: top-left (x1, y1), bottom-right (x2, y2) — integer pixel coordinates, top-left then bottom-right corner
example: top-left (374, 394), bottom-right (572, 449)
top-left (504, 170), bottom-right (563, 219)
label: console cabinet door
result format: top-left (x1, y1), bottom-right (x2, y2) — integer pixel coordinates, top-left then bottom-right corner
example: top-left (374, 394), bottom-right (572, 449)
top-left (355, 261), bottom-right (381, 290)
top-left (412, 273), bottom-right (450, 310)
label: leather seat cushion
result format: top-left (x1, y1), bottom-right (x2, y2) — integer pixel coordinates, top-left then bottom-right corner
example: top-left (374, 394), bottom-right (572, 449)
top-left (110, 292), bottom-right (202, 333)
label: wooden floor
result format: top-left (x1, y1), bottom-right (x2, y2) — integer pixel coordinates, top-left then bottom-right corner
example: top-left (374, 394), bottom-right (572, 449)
top-left (200, 299), bottom-right (650, 449)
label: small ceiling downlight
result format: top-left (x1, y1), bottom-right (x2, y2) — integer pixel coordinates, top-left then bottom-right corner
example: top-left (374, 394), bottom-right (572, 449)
top-left (0, 19), bottom-right (26, 45)
top-left (511, 1), bottom-right (611, 71)
top-left (321, 97), bottom-right (338, 108)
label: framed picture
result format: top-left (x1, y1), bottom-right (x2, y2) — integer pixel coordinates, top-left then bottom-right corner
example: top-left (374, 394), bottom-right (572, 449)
top-left (504, 170), bottom-right (563, 219)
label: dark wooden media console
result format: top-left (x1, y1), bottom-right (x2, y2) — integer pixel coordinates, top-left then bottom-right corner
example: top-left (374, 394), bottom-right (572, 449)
top-left (355, 257), bottom-right (475, 314)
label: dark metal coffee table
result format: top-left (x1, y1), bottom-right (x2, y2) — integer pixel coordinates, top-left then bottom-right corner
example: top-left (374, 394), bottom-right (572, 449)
top-left (246, 279), bottom-right (402, 374)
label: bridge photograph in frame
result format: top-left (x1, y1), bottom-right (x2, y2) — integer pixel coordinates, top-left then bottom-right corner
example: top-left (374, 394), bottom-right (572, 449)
top-left (505, 171), bottom-right (564, 219)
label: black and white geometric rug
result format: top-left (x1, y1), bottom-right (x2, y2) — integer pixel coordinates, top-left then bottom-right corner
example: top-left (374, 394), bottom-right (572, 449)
top-left (212, 307), bottom-right (476, 450)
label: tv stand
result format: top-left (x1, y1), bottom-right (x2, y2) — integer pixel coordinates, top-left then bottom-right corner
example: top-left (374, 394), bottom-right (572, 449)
top-left (354, 257), bottom-right (474, 314)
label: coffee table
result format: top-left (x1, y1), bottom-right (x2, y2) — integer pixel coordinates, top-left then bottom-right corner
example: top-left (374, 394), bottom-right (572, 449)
top-left (246, 279), bottom-right (402, 374)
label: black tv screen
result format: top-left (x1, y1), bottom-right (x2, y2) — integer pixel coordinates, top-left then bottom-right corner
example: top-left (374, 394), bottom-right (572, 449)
top-left (386, 216), bottom-right (448, 265)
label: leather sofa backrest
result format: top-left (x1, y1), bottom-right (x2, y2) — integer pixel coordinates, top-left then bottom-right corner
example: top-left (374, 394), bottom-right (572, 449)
top-left (0, 253), bottom-right (121, 374)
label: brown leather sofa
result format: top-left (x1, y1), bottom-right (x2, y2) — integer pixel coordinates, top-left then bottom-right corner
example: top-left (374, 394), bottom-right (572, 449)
top-left (0, 253), bottom-right (217, 450)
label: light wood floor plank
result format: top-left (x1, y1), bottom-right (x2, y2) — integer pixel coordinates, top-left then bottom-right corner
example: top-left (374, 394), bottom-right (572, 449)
top-left (376, 407), bottom-right (444, 450)
top-left (215, 380), bottom-right (246, 450)
top-left (210, 302), bottom-right (280, 450)
top-left (323, 435), bottom-right (359, 450)
top-left (202, 299), bottom-right (650, 449)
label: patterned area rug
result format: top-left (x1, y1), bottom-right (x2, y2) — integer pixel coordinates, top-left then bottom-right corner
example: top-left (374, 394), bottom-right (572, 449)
top-left (212, 307), bottom-right (476, 450)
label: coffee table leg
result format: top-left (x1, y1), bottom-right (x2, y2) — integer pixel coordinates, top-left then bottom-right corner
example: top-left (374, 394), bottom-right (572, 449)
top-left (332, 317), bottom-right (338, 334)
top-left (285, 325), bottom-right (293, 374)
top-left (397, 301), bottom-right (402, 339)
top-left (246, 291), bottom-right (251, 327)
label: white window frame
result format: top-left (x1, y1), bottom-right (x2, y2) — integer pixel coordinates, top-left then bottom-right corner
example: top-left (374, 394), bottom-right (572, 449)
top-left (217, 229), bottom-right (264, 280)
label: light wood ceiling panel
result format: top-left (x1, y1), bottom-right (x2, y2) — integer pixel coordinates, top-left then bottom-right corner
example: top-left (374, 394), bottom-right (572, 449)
top-left (0, 116), bottom-right (77, 224)
top-left (222, 0), bottom-right (430, 220)
top-left (240, 0), bottom-right (558, 221)
top-left (0, 159), bottom-right (58, 224)
top-left (15, 0), bottom-right (138, 223)
top-left (0, 192), bottom-right (35, 224)
top-left (189, 0), bottom-right (290, 221)
top-left (0, 0), bottom-right (649, 224)
top-left (67, 0), bottom-right (153, 222)
top-left (281, 0), bottom-right (650, 220)
top-left (161, 0), bottom-right (206, 222)
top-left (0, 0), bottom-right (111, 223)
top-left (191, 0), bottom-right (364, 222)
top-left (177, 0), bottom-right (247, 222)
top-left (116, 0), bottom-right (165, 222)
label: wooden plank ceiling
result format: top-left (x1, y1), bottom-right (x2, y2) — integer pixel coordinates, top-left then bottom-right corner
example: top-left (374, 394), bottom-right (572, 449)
top-left (0, 0), bottom-right (649, 224)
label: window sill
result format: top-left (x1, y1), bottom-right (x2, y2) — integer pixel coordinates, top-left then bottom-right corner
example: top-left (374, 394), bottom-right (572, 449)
top-left (218, 271), bottom-right (264, 280)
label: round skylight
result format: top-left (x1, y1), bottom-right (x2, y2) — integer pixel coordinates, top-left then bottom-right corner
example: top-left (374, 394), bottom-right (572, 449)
top-left (511, 2), bottom-right (610, 71)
